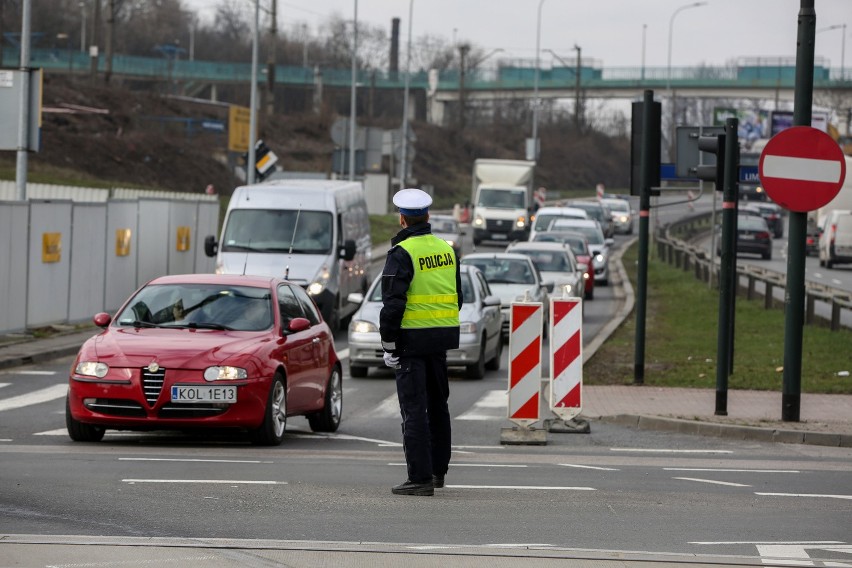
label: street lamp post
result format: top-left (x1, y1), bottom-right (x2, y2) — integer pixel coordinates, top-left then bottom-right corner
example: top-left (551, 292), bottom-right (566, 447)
top-left (573, 44), bottom-right (581, 130)
top-left (816, 23), bottom-right (847, 81)
top-left (348, 0), bottom-right (358, 181)
top-left (400, 0), bottom-right (413, 188)
top-left (57, 33), bottom-right (71, 73)
top-left (530, 0), bottom-right (545, 162)
top-left (667, 1), bottom-right (707, 158)
top-left (641, 23), bottom-right (647, 83)
top-left (247, 0), bottom-right (259, 185)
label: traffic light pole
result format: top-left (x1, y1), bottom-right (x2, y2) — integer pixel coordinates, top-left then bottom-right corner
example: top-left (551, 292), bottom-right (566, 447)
top-left (782, 0), bottom-right (815, 422)
top-left (715, 117), bottom-right (738, 416)
top-left (633, 89), bottom-right (654, 385)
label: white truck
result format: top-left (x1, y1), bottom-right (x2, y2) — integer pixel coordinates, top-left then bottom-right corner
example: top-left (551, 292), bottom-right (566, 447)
top-left (811, 155), bottom-right (852, 267)
top-left (470, 159), bottom-right (536, 246)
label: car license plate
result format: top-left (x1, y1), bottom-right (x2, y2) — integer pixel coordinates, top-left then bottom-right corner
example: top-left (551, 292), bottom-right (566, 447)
top-left (492, 234), bottom-right (507, 240)
top-left (170, 385), bottom-right (237, 403)
top-left (740, 234), bottom-right (754, 240)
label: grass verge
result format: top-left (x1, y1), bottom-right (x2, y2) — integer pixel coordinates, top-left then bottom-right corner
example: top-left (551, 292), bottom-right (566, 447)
top-left (369, 214), bottom-right (401, 250)
top-left (585, 241), bottom-right (852, 394)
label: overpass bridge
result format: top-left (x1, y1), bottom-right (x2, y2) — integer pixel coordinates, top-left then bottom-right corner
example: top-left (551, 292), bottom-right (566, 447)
top-left (8, 48), bottom-right (851, 125)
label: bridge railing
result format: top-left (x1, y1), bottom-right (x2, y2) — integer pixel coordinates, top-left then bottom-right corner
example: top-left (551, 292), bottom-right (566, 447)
top-left (7, 48), bottom-right (850, 91)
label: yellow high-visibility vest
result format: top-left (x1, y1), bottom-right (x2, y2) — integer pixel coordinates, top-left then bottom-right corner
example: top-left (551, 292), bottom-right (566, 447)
top-left (396, 235), bottom-right (460, 329)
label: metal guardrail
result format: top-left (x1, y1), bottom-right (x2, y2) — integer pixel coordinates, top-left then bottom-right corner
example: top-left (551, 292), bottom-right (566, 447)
top-left (655, 211), bottom-right (852, 331)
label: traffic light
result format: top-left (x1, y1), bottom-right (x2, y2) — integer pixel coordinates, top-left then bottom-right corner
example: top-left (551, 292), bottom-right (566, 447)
top-left (697, 134), bottom-right (726, 190)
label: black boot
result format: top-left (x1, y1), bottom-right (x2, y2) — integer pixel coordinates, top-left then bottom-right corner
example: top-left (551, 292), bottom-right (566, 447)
top-left (392, 479), bottom-right (434, 496)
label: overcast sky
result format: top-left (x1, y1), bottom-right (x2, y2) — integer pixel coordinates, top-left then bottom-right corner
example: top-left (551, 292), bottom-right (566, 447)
top-left (184, 0), bottom-right (849, 69)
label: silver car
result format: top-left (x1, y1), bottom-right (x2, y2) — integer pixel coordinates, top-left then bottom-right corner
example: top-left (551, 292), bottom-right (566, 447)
top-left (460, 252), bottom-right (550, 338)
top-left (430, 214), bottom-right (463, 257)
top-left (505, 241), bottom-right (584, 303)
top-left (347, 264), bottom-right (503, 379)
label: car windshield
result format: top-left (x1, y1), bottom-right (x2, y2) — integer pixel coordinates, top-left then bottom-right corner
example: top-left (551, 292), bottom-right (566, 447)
top-left (550, 223), bottom-right (604, 245)
top-left (571, 204), bottom-right (604, 222)
top-left (534, 213), bottom-right (583, 232)
top-left (221, 209), bottom-right (333, 254)
top-left (116, 284), bottom-right (273, 332)
top-left (605, 200), bottom-right (629, 213)
top-left (738, 216), bottom-right (769, 231)
top-left (432, 219), bottom-right (459, 233)
top-left (477, 189), bottom-right (527, 209)
top-left (533, 233), bottom-right (588, 255)
top-left (462, 258), bottom-right (534, 285)
top-left (513, 249), bottom-right (573, 272)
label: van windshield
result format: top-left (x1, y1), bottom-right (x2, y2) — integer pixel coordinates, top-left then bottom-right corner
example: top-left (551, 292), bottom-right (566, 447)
top-left (222, 209), bottom-right (333, 254)
top-left (477, 189), bottom-right (526, 209)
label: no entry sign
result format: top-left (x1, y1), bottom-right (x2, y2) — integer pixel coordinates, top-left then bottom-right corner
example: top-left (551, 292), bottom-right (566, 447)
top-left (758, 126), bottom-right (847, 212)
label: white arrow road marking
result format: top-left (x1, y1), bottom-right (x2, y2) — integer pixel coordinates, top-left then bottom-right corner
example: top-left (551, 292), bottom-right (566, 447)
top-left (762, 155), bottom-right (843, 183)
top-left (0, 384), bottom-right (66, 412)
top-left (673, 477), bottom-right (750, 487)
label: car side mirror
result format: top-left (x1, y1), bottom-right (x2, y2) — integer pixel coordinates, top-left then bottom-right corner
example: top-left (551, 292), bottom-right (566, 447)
top-left (204, 235), bottom-right (218, 257)
top-left (339, 239), bottom-right (356, 261)
top-left (93, 312), bottom-right (112, 328)
top-left (543, 281), bottom-right (555, 293)
top-left (347, 292), bottom-right (365, 305)
top-left (482, 295), bottom-right (501, 307)
top-left (604, 238), bottom-right (614, 247)
top-left (286, 317), bottom-right (311, 333)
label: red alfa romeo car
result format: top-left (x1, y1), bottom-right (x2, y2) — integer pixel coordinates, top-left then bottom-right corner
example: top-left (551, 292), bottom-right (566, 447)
top-left (66, 274), bottom-right (342, 445)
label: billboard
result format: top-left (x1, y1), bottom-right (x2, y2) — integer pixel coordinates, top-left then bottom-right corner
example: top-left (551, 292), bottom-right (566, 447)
top-left (713, 107), bottom-right (768, 150)
top-left (769, 110), bottom-right (829, 136)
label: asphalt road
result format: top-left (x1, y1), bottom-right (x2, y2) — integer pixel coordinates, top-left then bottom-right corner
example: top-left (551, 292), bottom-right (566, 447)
top-left (1, 207), bottom-right (851, 566)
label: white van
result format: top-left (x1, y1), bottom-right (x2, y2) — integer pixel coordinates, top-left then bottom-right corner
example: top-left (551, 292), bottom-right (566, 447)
top-left (205, 180), bottom-right (372, 329)
top-left (819, 210), bottom-right (852, 269)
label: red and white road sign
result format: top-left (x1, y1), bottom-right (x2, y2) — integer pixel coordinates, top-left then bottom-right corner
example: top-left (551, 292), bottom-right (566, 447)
top-left (758, 126), bottom-right (847, 213)
top-left (596, 183), bottom-right (605, 201)
top-left (549, 298), bottom-right (583, 421)
top-left (534, 187), bottom-right (546, 209)
top-left (508, 302), bottom-right (543, 427)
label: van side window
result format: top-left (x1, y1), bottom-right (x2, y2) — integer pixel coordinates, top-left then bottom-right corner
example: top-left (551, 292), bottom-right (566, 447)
top-left (290, 285), bottom-right (322, 326)
top-left (277, 285), bottom-right (305, 327)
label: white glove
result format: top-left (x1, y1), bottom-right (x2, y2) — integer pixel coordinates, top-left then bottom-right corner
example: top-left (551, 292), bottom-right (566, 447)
top-left (383, 351), bottom-right (400, 368)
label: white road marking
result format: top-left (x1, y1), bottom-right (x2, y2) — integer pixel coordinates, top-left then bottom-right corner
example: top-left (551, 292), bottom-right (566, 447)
top-left (17, 370), bottom-right (58, 375)
top-left (288, 431), bottom-right (401, 446)
top-left (762, 155), bottom-right (843, 183)
top-left (456, 390), bottom-right (506, 421)
top-left (122, 479), bottom-right (287, 485)
top-left (559, 463), bottom-right (619, 471)
top-left (388, 462), bottom-right (526, 468)
top-left (832, 278), bottom-right (843, 285)
top-left (610, 448), bottom-right (733, 454)
top-left (0, 384), bottom-right (66, 412)
top-left (447, 484), bottom-right (595, 491)
top-left (756, 543), bottom-right (852, 567)
top-left (337, 348), bottom-right (349, 361)
top-left (0, 439), bottom-right (12, 442)
top-left (665, 468), bottom-right (799, 473)
top-left (673, 476), bottom-right (750, 487)
top-left (119, 458), bottom-right (274, 464)
top-left (757, 492), bottom-right (852, 501)
top-left (46, 555), bottom-right (220, 567)
top-left (691, 541), bottom-right (843, 545)
top-left (0, 382), bottom-right (10, 388)
top-left (35, 428), bottom-right (142, 437)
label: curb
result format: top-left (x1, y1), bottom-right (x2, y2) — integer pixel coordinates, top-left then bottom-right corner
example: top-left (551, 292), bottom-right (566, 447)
top-left (598, 414), bottom-right (852, 448)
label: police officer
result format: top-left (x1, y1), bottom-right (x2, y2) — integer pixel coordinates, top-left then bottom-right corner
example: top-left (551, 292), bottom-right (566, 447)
top-left (380, 188), bottom-right (462, 497)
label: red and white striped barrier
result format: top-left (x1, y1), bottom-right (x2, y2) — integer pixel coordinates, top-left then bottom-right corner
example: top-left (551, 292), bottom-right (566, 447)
top-left (549, 297), bottom-right (583, 421)
top-left (508, 301), bottom-right (543, 427)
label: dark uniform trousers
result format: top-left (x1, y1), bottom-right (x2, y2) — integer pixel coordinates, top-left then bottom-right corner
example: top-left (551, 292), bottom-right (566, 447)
top-left (395, 352), bottom-right (452, 484)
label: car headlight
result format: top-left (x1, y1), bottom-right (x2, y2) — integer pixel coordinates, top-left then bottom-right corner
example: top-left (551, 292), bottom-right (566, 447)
top-left (474, 215), bottom-right (484, 226)
top-left (560, 284), bottom-right (574, 296)
top-left (459, 321), bottom-right (477, 333)
top-left (308, 265), bottom-right (331, 296)
top-left (619, 215), bottom-right (628, 223)
top-left (204, 366), bottom-right (247, 381)
top-left (444, 239), bottom-right (455, 248)
top-left (75, 361), bottom-right (109, 378)
top-left (595, 254), bottom-right (605, 264)
top-left (516, 216), bottom-right (526, 228)
top-left (350, 320), bottom-right (378, 333)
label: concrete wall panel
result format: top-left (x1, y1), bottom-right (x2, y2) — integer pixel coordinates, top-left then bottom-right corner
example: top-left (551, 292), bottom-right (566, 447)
top-left (27, 201), bottom-right (73, 327)
top-left (68, 204), bottom-right (107, 322)
top-left (168, 201), bottom-right (198, 275)
top-left (0, 202), bottom-right (29, 332)
top-left (194, 201), bottom-right (219, 274)
top-left (105, 201), bottom-right (140, 313)
top-left (136, 200), bottom-right (170, 287)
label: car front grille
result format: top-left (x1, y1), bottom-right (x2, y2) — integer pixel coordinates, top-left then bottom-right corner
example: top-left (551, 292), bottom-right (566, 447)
top-left (158, 404), bottom-right (227, 418)
top-left (83, 398), bottom-right (146, 417)
top-left (142, 367), bottom-right (166, 407)
top-left (486, 219), bottom-right (511, 232)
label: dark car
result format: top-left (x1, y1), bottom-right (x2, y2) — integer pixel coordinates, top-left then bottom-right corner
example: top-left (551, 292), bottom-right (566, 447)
top-left (717, 214), bottom-right (773, 260)
top-left (741, 202), bottom-right (785, 238)
top-left (566, 200), bottom-right (614, 238)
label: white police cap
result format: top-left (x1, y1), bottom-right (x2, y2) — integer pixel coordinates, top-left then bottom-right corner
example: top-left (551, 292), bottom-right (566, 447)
top-left (393, 188), bottom-right (432, 216)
